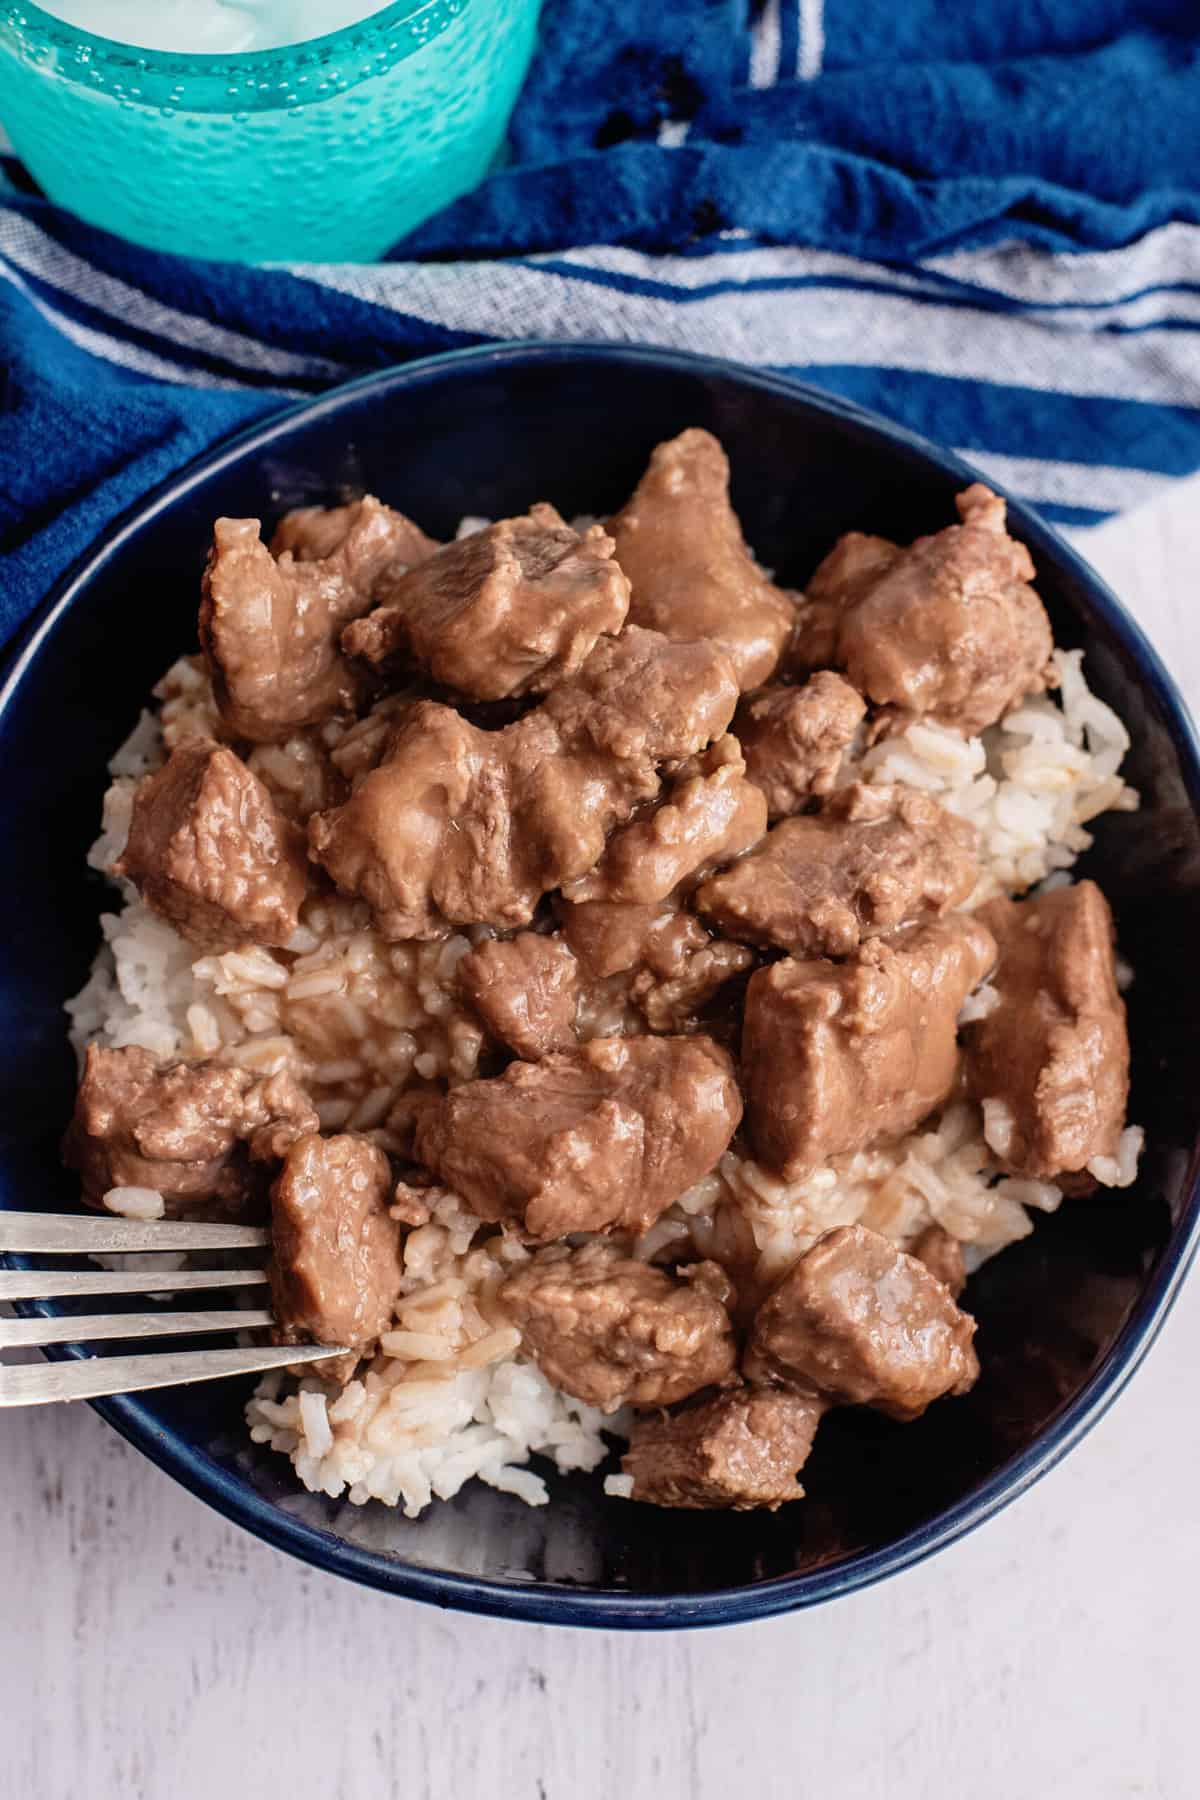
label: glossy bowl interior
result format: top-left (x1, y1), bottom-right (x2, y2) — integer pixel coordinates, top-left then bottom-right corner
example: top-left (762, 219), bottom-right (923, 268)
top-left (3, 344), bottom-right (1199, 1628)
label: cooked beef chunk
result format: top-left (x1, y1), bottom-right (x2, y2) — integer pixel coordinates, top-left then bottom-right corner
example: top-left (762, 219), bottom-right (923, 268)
top-left (608, 428), bottom-right (796, 690)
top-left (382, 1087), bottom-right (444, 1161)
top-left (559, 894), bottom-right (753, 1033)
top-left (269, 1132), bottom-right (403, 1374)
top-left (498, 1242), bottom-right (737, 1412)
top-left (414, 1034), bottom-right (742, 1240)
top-left (748, 1224), bottom-right (979, 1420)
top-left (342, 503), bottom-right (630, 700)
top-left (308, 627), bottom-right (739, 940)
top-left (964, 880), bottom-right (1130, 1179)
top-left (535, 622), bottom-right (738, 764)
top-left (695, 782), bottom-right (979, 958)
top-left (326, 695), bottom-right (418, 791)
top-left (742, 915), bottom-right (997, 1177)
top-left (793, 486), bottom-right (1055, 734)
top-left (559, 895), bottom-right (689, 979)
top-left (310, 700), bottom-right (567, 942)
top-left (621, 1384), bottom-right (827, 1509)
top-left (116, 740), bottom-right (309, 950)
top-left (562, 734), bottom-right (766, 905)
top-left (790, 532), bottom-right (901, 672)
top-left (457, 931), bottom-right (580, 1059)
top-left (734, 672), bottom-right (866, 817)
top-left (911, 1223), bottom-right (967, 1299)
top-left (631, 934), bottom-right (755, 1033)
top-left (201, 497), bottom-right (436, 742)
top-left (63, 1045), bottom-right (317, 1217)
top-left (270, 497), bottom-right (438, 568)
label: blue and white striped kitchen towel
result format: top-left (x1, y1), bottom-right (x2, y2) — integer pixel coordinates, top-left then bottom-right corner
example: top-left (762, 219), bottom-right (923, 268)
top-left (3, 0), bottom-right (1200, 652)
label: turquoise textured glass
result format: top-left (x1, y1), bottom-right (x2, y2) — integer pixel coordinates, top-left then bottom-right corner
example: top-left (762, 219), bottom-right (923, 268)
top-left (0, 1), bottom-right (540, 260)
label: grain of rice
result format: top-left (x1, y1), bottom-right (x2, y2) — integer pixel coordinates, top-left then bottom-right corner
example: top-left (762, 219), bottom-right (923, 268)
top-left (996, 1176), bottom-right (1062, 1211)
top-left (344, 1086), bottom-right (394, 1131)
top-left (1089, 1124), bottom-right (1145, 1189)
top-left (327, 1382), bottom-right (365, 1424)
top-left (227, 1035), bottom-right (297, 1075)
top-left (399, 1301), bottom-right (463, 1341)
top-left (240, 1002), bottom-right (280, 1034)
top-left (312, 1058), bottom-right (364, 1085)
top-left (399, 1277), bottom-right (467, 1311)
top-left (345, 937), bottom-right (376, 975)
top-left (328, 996), bottom-right (368, 1037)
top-left (102, 1185), bottom-right (165, 1220)
top-left (251, 1396), bottom-right (300, 1430)
top-left (379, 1330), bottom-right (459, 1362)
top-left (299, 1390), bottom-right (334, 1459)
top-left (315, 1097), bottom-right (355, 1130)
top-left (488, 1467), bottom-right (550, 1505)
top-left (981, 1098), bottom-right (1016, 1159)
top-left (186, 1003), bottom-right (223, 1055)
top-left (458, 1327), bottom-right (523, 1370)
top-left (676, 1172), bottom-right (725, 1217)
top-left (221, 949), bottom-right (289, 991)
top-left (635, 1215), bottom-right (695, 1262)
top-left (286, 970), bottom-right (344, 1001)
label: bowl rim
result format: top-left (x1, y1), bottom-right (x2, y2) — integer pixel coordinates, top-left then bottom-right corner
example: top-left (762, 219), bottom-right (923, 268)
top-left (3, 1), bottom-right (462, 97)
top-left (5, 339), bottom-right (1199, 1630)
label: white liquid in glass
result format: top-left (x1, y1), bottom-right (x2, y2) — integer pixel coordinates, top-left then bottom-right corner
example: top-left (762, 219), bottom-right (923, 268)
top-left (37, 0), bottom-right (385, 54)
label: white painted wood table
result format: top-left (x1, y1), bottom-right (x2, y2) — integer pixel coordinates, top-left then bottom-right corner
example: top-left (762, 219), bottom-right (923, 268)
top-left (3, 481), bottom-right (1198, 1800)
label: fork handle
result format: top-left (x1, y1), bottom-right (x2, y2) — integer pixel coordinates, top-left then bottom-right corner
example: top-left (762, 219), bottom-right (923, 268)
top-left (0, 1215), bottom-right (269, 1253)
top-left (0, 1342), bottom-right (343, 1407)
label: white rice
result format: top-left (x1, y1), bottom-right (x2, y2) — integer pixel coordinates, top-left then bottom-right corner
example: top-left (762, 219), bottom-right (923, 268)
top-left (663, 1102), bottom-right (1063, 1294)
top-left (858, 649), bottom-right (1139, 898)
top-left (67, 888), bottom-right (486, 1114)
top-left (244, 1189), bottom-right (622, 1517)
top-left (67, 638), bottom-right (1144, 1516)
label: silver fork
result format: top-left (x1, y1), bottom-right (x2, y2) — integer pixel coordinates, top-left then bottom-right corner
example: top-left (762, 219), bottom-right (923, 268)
top-left (0, 1212), bottom-right (344, 1407)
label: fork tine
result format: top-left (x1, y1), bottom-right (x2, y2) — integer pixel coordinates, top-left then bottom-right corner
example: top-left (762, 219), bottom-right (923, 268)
top-left (0, 1310), bottom-right (275, 1349)
top-left (0, 1215), bottom-right (270, 1253)
top-left (0, 1343), bottom-right (344, 1407)
top-left (0, 1268), bottom-right (268, 1302)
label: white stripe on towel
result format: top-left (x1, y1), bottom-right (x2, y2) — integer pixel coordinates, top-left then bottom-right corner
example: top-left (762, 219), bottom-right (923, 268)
top-left (0, 261), bottom-right (248, 390)
top-left (797, 0), bottom-right (825, 80)
top-left (549, 241), bottom-right (1200, 328)
top-left (927, 222), bottom-right (1200, 307)
top-left (951, 449), bottom-right (1172, 514)
top-left (293, 258), bottom-right (1200, 406)
top-left (749, 0), bottom-right (782, 88)
top-left (0, 213), bottom-right (344, 382)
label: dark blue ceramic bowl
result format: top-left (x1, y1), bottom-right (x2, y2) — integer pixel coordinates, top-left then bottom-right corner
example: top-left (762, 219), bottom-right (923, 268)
top-left (3, 344), bottom-right (1199, 1629)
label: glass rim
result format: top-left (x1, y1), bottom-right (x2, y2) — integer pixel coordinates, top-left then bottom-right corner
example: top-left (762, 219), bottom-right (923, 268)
top-left (1, 0), bottom-right (465, 79)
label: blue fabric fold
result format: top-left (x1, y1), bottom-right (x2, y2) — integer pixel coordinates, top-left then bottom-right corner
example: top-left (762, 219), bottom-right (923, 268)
top-left (3, 0), bottom-right (1200, 654)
